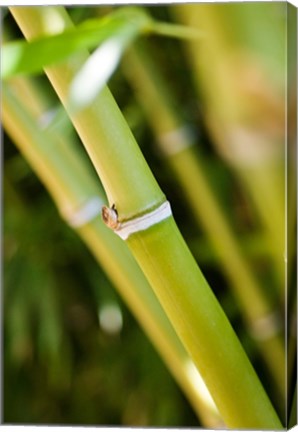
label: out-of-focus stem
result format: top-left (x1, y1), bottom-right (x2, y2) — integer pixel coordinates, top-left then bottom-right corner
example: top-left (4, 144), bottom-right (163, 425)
top-left (123, 41), bottom-right (285, 401)
top-left (173, 3), bottom-right (286, 294)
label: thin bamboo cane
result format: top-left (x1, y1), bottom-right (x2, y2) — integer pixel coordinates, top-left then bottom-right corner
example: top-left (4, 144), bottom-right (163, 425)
top-left (173, 3), bottom-right (286, 292)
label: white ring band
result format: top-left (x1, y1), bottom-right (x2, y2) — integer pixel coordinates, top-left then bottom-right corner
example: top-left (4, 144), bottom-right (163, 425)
top-left (158, 125), bottom-right (195, 156)
top-left (249, 312), bottom-right (281, 341)
top-left (115, 201), bottom-right (172, 240)
top-left (64, 197), bottom-right (104, 227)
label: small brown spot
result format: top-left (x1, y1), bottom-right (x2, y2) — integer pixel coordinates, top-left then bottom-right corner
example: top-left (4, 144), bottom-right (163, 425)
top-left (102, 205), bottom-right (120, 230)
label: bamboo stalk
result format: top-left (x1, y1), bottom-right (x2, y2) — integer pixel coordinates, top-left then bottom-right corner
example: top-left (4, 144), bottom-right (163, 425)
top-left (173, 3), bottom-right (286, 292)
top-left (188, 232), bottom-right (269, 264)
top-left (122, 41), bottom-right (285, 399)
top-left (9, 6), bottom-right (283, 428)
top-left (2, 79), bottom-right (222, 427)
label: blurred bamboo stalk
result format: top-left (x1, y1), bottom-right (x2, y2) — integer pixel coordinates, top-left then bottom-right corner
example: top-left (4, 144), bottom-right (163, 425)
top-left (122, 40), bottom-right (285, 402)
top-left (188, 232), bottom-right (270, 264)
top-left (173, 3), bottom-right (286, 296)
top-left (2, 78), bottom-right (223, 427)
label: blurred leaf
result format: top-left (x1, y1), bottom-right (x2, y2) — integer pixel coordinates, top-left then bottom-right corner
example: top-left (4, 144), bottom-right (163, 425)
top-left (68, 17), bottom-right (203, 112)
top-left (150, 21), bottom-right (204, 40)
top-left (68, 28), bottom-right (137, 111)
top-left (2, 6), bottom-right (202, 113)
top-left (1, 7), bottom-right (151, 79)
top-left (2, 6), bottom-right (201, 113)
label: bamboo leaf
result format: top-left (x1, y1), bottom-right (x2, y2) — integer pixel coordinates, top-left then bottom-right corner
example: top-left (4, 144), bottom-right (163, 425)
top-left (151, 21), bottom-right (204, 40)
top-left (68, 17), bottom-right (205, 112)
top-left (1, 8), bottom-right (151, 79)
top-left (1, 7), bottom-right (201, 82)
top-left (68, 15), bottom-right (146, 112)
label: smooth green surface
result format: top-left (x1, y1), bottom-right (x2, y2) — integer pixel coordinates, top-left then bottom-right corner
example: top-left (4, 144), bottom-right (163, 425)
top-left (123, 41), bottom-right (285, 397)
top-left (127, 217), bottom-right (282, 428)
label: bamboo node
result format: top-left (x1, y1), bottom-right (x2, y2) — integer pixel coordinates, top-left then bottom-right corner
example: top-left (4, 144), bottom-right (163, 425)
top-left (102, 201), bottom-right (172, 240)
top-left (158, 125), bottom-right (196, 156)
top-left (248, 311), bottom-right (282, 341)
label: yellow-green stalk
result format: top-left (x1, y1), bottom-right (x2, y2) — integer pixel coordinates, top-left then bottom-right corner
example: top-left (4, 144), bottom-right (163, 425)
top-left (122, 41), bottom-right (285, 399)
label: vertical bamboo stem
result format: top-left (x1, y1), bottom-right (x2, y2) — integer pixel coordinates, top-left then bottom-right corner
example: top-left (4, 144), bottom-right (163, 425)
top-left (123, 42), bottom-right (285, 398)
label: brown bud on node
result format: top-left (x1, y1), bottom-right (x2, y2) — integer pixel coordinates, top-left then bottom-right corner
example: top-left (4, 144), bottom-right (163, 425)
top-left (102, 204), bottom-right (120, 230)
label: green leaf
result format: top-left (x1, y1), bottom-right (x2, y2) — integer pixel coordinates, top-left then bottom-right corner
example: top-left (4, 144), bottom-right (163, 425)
top-left (1, 7), bottom-right (151, 79)
top-left (1, 7), bottom-right (202, 81)
top-left (150, 21), bottom-right (205, 40)
top-left (67, 15), bottom-right (204, 112)
top-left (68, 10), bottom-right (150, 112)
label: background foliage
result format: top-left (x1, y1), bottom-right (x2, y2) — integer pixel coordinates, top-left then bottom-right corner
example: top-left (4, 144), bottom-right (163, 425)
top-left (2, 3), bottom-right (296, 428)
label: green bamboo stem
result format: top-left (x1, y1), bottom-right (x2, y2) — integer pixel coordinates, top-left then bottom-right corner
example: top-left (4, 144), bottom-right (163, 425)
top-left (234, 162), bottom-right (285, 289)
top-left (2, 79), bottom-right (223, 427)
top-left (9, 7), bottom-right (162, 220)
top-left (126, 217), bottom-right (281, 428)
top-left (173, 4), bottom-right (286, 291)
top-left (188, 232), bottom-right (269, 264)
top-left (123, 42), bottom-right (285, 398)
top-left (9, 6), bottom-right (283, 428)
top-left (167, 147), bottom-right (285, 390)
